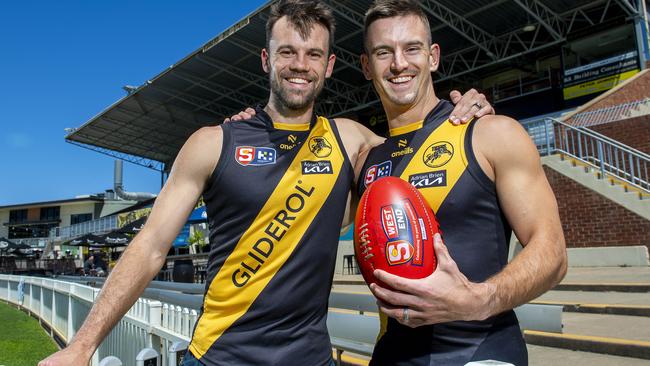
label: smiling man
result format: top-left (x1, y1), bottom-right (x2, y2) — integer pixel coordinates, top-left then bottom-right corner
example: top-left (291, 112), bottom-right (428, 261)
top-left (355, 1), bottom-right (567, 365)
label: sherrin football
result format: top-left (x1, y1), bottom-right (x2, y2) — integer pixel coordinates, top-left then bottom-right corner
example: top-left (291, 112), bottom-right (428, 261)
top-left (354, 176), bottom-right (439, 289)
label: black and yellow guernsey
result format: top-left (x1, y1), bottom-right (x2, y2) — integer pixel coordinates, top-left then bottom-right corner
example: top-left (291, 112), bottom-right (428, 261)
top-left (189, 107), bottom-right (352, 365)
top-left (357, 100), bottom-right (527, 366)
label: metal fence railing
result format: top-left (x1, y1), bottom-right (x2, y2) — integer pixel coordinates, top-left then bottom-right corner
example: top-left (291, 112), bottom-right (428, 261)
top-left (1, 275), bottom-right (562, 366)
top-left (0, 275), bottom-right (192, 366)
top-left (521, 117), bottom-right (650, 194)
top-left (568, 98), bottom-right (650, 128)
top-left (50, 215), bottom-right (118, 241)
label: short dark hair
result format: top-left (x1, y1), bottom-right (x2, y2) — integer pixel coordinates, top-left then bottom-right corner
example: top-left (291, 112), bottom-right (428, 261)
top-left (363, 0), bottom-right (431, 50)
top-left (265, 0), bottom-right (336, 51)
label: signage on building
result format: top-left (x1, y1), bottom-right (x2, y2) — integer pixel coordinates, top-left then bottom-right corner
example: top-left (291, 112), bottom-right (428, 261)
top-left (563, 51), bottom-right (640, 100)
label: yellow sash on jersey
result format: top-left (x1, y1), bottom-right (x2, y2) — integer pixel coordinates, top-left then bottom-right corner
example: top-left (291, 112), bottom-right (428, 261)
top-left (399, 119), bottom-right (471, 212)
top-left (378, 118), bottom-right (472, 340)
top-left (190, 117), bottom-right (344, 358)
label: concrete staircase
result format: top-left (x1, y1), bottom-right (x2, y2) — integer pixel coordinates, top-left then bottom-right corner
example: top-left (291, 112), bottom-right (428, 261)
top-left (331, 267), bottom-right (650, 365)
top-left (542, 154), bottom-right (650, 220)
top-left (527, 267), bottom-right (650, 364)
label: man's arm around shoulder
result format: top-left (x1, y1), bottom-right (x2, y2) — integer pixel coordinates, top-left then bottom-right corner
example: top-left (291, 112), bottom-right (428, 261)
top-left (39, 126), bottom-right (223, 365)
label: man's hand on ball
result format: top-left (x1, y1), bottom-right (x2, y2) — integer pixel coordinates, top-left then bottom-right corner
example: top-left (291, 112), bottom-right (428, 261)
top-left (369, 233), bottom-right (496, 327)
top-left (448, 89), bottom-right (494, 125)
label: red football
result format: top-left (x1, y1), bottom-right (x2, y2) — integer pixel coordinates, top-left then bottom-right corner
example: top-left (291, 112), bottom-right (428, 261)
top-left (354, 176), bottom-right (439, 289)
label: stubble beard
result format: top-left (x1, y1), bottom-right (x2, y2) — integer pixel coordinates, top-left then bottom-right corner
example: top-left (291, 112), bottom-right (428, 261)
top-left (269, 72), bottom-right (322, 111)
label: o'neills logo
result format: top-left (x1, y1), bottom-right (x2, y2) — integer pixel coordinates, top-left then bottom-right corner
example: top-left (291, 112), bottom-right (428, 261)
top-left (231, 180), bottom-right (315, 287)
top-left (391, 146), bottom-right (413, 158)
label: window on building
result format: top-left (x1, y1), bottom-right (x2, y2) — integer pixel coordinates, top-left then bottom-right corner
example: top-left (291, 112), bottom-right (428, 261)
top-left (9, 209), bottom-right (28, 223)
top-left (40, 206), bottom-right (60, 221)
top-left (71, 213), bottom-right (93, 225)
top-left (8, 223), bottom-right (58, 239)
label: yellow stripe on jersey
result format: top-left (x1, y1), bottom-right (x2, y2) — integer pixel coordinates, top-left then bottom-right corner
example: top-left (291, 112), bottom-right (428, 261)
top-left (389, 120), bottom-right (424, 137)
top-left (273, 121), bottom-right (311, 131)
top-left (189, 117), bottom-right (344, 358)
top-left (399, 119), bottom-right (471, 212)
top-left (378, 119), bottom-right (472, 341)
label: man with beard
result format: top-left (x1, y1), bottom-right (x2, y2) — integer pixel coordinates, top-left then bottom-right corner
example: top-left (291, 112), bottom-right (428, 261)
top-left (39, 1), bottom-right (490, 365)
top-left (355, 1), bottom-right (567, 365)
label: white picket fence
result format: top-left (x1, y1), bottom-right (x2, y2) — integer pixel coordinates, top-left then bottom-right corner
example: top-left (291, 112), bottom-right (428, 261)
top-left (0, 274), bottom-right (563, 366)
top-left (0, 274), bottom-right (192, 366)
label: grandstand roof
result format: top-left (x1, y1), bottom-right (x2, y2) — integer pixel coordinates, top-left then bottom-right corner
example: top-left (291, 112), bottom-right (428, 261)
top-left (65, 0), bottom-right (641, 171)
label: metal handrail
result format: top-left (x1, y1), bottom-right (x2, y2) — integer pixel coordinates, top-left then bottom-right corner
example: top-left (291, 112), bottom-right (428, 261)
top-left (576, 125), bottom-right (650, 160)
top-left (551, 118), bottom-right (650, 161)
top-left (568, 99), bottom-right (650, 127)
top-left (520, 116), bottom-right (649, 194)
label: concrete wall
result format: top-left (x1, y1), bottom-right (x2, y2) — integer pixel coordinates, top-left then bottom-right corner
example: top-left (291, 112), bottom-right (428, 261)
top-left (59, 203), bottom-right (96, 227)
top-left (335, 240), bottom-right (356, 275)
top-left (99, 200), bottom-right (138, 218)
top-left (567, 246), bottom-right (649, 267)
top-left (543, 166), bottom-right (650, 251)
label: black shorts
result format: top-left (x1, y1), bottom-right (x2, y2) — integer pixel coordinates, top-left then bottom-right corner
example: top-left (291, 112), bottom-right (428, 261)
top-left (371, 311), bottom-right (527, 366)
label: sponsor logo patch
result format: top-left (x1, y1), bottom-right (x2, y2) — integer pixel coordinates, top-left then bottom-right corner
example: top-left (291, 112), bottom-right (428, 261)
top-left (386, 240), bottom-right (414, 265)
top-left (391, 146), bottom-right (414, 158)
top-left (364, 161), bottom-right (392, 187)
top-left (280, 135), bottom-right (300, 150)
top-left (423, 141), bottom-right (454, 168)
top-left (235, 146), bottom-right (277, 166)
top-left (301, 161), bottom-right (333, 175)
top-left (308, 136), bottom-right (332, 157)
top-left (380, 199), bottom-right (424, 266)
top-left (398, 139), bottom-right (408, 148)
top-left (408, 171), bottom-right (447, 188)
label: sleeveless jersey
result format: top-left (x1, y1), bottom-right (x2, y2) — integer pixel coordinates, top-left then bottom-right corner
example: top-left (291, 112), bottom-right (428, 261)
top-left (357, 100), bottom-right (527, 366)
top-left (189, 107), bottom-right (353, 365)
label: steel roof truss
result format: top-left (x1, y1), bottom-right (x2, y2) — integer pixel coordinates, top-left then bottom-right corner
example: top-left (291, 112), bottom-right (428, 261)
top-left (512, 0), bottom-right (565, 41)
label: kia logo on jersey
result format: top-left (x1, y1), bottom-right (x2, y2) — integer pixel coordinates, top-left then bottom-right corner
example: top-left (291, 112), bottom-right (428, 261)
top-left (364, 161), bottom-right (392, 187)
top-left (235, 146), bottom-right (277, 166)
top-left (302, 161), bottom-right (333, 174)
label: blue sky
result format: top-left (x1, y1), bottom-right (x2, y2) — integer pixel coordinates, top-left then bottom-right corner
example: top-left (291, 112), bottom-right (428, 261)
top-left (0, 0), bottom-right (266, 206)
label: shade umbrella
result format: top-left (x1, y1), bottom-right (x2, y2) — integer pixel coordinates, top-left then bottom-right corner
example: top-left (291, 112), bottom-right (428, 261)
top-left (96, 232), bottom-right (131, 247)
top-left (116, 216), bottom-right (147, 234)
top-left (62, 233), bottom-right (104, 247)
top-left (4, 242), bottom-right (32, 256)
top-left (0, 237), bottom-right (18, 253)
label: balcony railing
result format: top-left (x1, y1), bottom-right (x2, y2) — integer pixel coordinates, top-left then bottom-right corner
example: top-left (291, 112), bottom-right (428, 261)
top-left (50, 216), bottom-right (118, 241)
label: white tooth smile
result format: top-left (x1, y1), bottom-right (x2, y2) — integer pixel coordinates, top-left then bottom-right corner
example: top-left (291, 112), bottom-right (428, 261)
top-left (287, 78), bottom-right (309, 84)
top-left (389, 76), bottom-right (413, 84)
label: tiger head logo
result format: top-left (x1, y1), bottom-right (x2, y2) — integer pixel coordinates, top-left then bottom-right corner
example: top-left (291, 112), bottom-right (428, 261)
top-left (423, 141), bottom-right (454, 168)
top-left (309, 136), bottom-right (332, 158)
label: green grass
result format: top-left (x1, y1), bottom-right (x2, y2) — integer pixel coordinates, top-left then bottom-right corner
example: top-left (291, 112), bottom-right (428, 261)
top-left (0, 301), bottom-right (59, 366)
